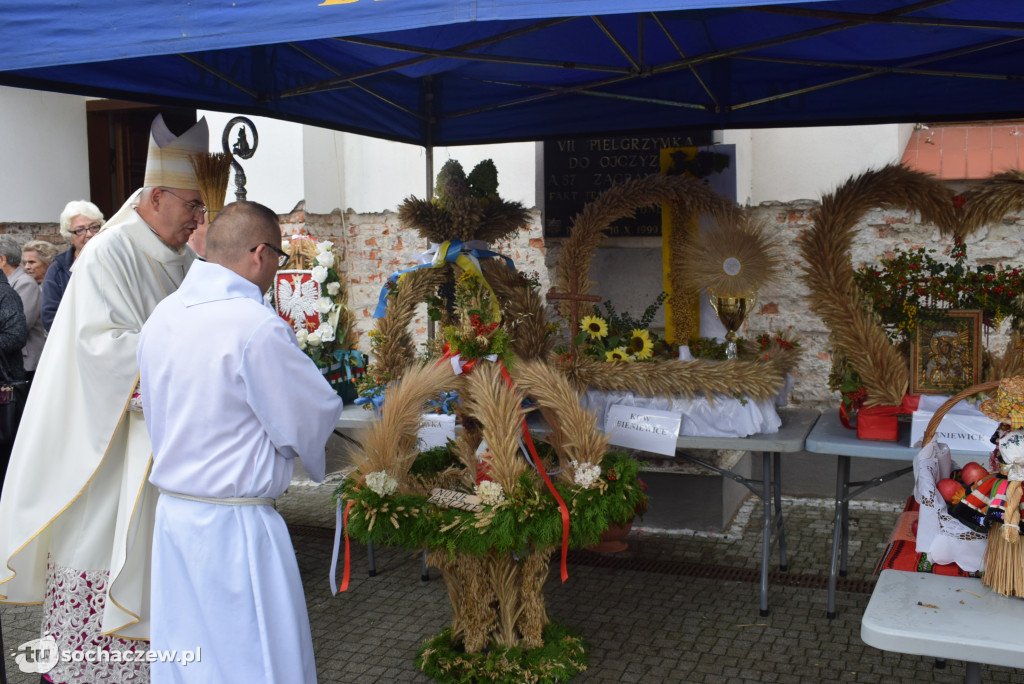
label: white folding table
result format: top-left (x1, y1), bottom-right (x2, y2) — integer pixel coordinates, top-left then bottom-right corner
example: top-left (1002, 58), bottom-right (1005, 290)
top-left (336, 405), bottom-right (820, 616)
top-left (805, 411), bottom-right (987, 618)
top-left (862, 570), bottom-right (1024, 684)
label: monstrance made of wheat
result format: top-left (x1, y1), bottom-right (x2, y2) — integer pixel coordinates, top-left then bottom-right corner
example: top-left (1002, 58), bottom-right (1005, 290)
top-left (552, 173), bottom-right (799, 400)
top-left (799, 164), bottom-right (1024, 411)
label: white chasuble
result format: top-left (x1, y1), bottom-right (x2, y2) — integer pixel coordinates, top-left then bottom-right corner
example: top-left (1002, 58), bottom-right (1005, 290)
top-left (0, 191), bottom-right (193, 683)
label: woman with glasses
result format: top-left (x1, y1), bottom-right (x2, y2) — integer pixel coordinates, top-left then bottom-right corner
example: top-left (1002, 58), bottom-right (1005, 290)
top-left (41, 200), bottom-right (105, 331)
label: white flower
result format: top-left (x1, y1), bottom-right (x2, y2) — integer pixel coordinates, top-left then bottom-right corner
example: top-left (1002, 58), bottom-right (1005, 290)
top-left (317, 323), bottom-right (336, 342)
top-left (317, 297), bottom-right (334, 314)
top-left (295, 329), bottom-right (308, 350)
top-left (308, 332), bottom-right (322, 347)
top-left (571, 460), bottom-right (602, 489)
top-left (475, 480), bottom-right (505, 506)
top-left (311, 265), bottom-right (328, 283)
top-left (316, 252), bottom-right (335, 269)
top-left (326, 282), bottom-right (341, 296)
top-left (365, 470), bottom-right (398, 497)
top-left (317, 240), bottom-right (334, 253)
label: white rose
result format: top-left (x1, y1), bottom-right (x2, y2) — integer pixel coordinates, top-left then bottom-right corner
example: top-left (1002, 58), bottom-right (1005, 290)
top-left (326, 282), bottom-right (341, 296)
top-left (295, 329), bottom-right (308, 345)
top-left (317, 240), bottom-right (334, 253)
top-left (316, 252), bottom-right (335, 269)
top-left (311, 265), bottom-right (328, 283)
top-left (317, 297), bottom-right (334, 314)
top-left (308, 332), bottom-right (322, 347)
top-left (317, 323), bottom-right (336, 342)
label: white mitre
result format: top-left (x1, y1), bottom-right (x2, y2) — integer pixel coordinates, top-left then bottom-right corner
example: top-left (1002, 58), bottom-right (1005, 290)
top-left (143, 114), bottom-right (209, 190)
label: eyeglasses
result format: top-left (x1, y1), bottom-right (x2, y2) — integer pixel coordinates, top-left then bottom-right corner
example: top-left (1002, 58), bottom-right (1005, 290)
top-left (250, 242), bottom-right (290, 268)
top-left (69, 224), bottom-right (102, 236)
top-left (161, 188), bottom-right (207, 216)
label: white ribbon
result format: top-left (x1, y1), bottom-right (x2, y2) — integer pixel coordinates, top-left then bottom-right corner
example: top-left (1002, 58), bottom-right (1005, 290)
top-left (329, 499), bottom-right (344, 595)
top-left (449, 352), bottom-right (498, 376)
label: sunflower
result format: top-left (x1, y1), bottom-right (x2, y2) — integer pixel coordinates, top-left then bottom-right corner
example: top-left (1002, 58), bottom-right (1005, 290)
top-left (627, 329), bottom-right (654, 360)
top-left (580, 315), bottom-right (609, 339)
top-left (605, 347), bottom-right (631, 362)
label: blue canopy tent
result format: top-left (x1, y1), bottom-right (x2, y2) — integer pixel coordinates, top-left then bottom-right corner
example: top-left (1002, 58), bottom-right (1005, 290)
top-left (1, 0), bottom-right (1022, 146)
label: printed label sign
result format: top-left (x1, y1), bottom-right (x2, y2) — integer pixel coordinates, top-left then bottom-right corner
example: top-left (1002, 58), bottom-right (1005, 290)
top-left (428, 488), bottom-right (484, 513)
top-left (605, 404), bottom-right (682, 456)
top-left (418, 413), bottom-right (456, 449)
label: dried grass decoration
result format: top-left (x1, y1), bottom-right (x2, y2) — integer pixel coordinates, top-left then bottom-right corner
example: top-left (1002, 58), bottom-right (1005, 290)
top-left (677, 217), bottom-right (781, 298)
top-left (799, 165), bottom-right (1024, 408)
top-left (337, 353), bottom-right (647, 682)
top-left (551, 173), bottom-right (797, 400)
top-left (368, 159), bottom-right (533, 386)
top-left (188, 152), bottom-right (232, 224)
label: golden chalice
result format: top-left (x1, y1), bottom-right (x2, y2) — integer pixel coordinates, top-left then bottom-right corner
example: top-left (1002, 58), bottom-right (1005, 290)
top-left (708, 292), bottom-right (756, 359)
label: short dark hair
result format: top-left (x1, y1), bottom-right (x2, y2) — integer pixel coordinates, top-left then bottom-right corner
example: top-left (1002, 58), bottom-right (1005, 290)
top-left (206, 201), bottom-right (281, 262)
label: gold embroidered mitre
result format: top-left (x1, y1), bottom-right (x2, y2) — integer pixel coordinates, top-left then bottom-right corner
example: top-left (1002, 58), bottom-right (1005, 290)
top-left (143, 114), bottom-right (209, 191)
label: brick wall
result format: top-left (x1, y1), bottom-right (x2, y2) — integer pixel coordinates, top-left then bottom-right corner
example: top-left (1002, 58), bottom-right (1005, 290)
top-left (11, 199), bottom-right (1023, 411)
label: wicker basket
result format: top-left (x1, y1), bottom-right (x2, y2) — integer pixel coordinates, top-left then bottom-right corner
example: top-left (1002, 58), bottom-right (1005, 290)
top-left (919, 379), bottom-right (1024, 596)
top-left (912, 382), bottom-right (997, 575)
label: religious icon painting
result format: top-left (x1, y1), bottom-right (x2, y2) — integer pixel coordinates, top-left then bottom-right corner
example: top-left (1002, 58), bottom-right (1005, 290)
top-left (910, 309), bottom-right (982, 395)
top-left (274, 270), bottom-right (322, 333)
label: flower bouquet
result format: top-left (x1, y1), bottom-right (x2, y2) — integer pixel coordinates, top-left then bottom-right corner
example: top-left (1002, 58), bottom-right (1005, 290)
top-left (569, 293), bottom-right (667, 363)
top-left (275, 236), bottom-right (363, 400)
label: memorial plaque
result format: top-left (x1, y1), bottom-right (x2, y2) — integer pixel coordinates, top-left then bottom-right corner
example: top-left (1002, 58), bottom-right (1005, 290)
top-left (543, 131), bottom-right (714, 238)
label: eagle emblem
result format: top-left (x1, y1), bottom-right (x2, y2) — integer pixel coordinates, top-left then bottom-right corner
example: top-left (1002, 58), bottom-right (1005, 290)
top-left (275, 271), bottom-right (321, 332)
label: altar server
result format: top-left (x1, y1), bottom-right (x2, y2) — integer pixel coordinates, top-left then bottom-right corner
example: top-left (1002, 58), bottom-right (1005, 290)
top-left (139, 200), bottom-right (343, 683)
top-left (0, 114), bottom-right (208, 683)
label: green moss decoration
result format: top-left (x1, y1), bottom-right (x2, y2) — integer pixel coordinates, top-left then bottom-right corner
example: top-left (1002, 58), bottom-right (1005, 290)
top-left (336, 451), bottom-right (646, 557)
top-left (416, 621), bottom-right (587, 684)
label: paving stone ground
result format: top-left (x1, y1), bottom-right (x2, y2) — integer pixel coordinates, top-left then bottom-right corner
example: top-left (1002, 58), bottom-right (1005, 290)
top-left (4, 468), bottom-right (1024, 683)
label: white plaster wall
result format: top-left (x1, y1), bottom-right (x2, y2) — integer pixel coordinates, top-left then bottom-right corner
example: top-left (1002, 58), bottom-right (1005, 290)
top-left (199, 111), bottom-right (304, 215)
top-left (746, 124), bottom-right (907, 204)
top-left (302, 128), bottom-right (538, 214)
top-left (0, 87), bottom-right (90, 222)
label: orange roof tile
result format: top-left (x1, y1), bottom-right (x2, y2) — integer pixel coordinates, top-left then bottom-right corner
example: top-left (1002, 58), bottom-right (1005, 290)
top-left (902, 123), bottom-right (1024, 180)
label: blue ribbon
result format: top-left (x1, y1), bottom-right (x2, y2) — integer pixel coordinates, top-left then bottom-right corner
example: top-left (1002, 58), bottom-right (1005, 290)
top-left (332, 349), bottom-right (365, 381)
top-left (372, 240), bottom-right (515, 319)
top-left (354, 389), bottom-right (385, 417)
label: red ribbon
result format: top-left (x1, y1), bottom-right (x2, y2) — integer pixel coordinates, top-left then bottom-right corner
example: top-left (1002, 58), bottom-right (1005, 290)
top-left (497, 363), bottom-right (571, 583)
top-left (438, 346), bottom-right (571, 582)
top-left (340, 500), bottom-right (353, 592)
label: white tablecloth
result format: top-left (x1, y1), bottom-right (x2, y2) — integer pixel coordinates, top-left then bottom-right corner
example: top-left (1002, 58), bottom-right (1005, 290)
top-left (582, 388), bottom-right (782, 439)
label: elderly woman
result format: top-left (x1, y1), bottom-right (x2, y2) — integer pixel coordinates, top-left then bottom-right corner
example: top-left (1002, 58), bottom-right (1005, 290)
top-left (21, 240), bottom-right (58, 284)
top-left (42, 200), bottom-right (104, 331)
top-left (0, 236), bottom-right (45, 383)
